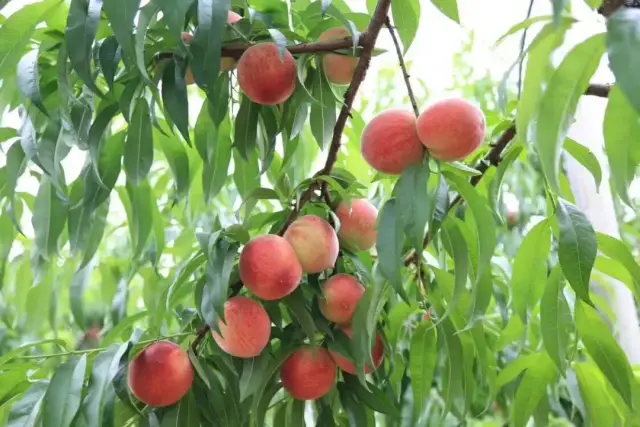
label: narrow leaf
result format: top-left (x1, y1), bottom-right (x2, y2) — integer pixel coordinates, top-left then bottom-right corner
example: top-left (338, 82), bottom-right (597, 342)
top-left (124, 98), bottom-right (154, 184)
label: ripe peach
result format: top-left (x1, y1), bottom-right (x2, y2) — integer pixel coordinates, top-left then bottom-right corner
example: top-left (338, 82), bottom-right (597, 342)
top-left (281, 347), bottom-right (337, 400)
top-left (319, 27), bottom-right (358, 85)
top-left (128, 341), bottom-right (194, 407)
top-left (319, 274), bottom-right (365, 325)
top-left (335, 199), bottom-right (378, 252)
top-left (416, 98), bottom-right (486, 161)
top-left (329, 327), bottom-right (384, 375)
top-left (239, 235), bottom-right (302, 300)
top-left (237, 43), bottom-right (297, 105)
top-left (360, 109), bottom-right (425, 175)
top-left (211, 296), bottom-right (271, 358)
top-left (283, 215), bottom-right (339, 273)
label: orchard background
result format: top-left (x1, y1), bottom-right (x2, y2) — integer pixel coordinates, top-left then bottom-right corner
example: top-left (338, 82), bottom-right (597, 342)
top-left (0, 0), bottom-right (640, 426)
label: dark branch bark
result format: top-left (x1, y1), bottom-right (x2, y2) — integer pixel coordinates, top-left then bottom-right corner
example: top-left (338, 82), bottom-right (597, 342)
top-left (278, 0), bottom-right (393, 234)
top-left (405, 82), bottom-right (611, 266)
top-left (190, 325), bottom-right (210, 353)
top-left (598, 0), bottom-right (626, 16)
top-left (385, 18), bottom-right (420, 117)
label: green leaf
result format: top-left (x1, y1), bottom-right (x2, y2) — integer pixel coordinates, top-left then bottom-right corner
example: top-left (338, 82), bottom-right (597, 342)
top-left (564, 138), bottom-right (603, 189)
top-left (376, 198), bottom-right (409, 303)
top-left (496, 353), bottom-right (539, 389)
top-left (234, 96), bottom-right (260, 161)
top-left (162, 58), bottom-right (191, 144)
top-left (156, 0), bottom-right (195, 39)
top-left (102, 0), bottom-right (140, 67)
top-left (251, 348), bottom-right (296, 426)
top-left (596, 232), bottom-right (640, 296)
top-left (552, 0), bottom-right (568, 27)
top-left (203, 117), bottom-right (233, 202)
top-left (338, 383), bottom-right (369, 427)
top-left (533, 33), bottom-right (606, 190)
top-left (392, 0), bottom-right (421, 52)
top-left (88, 102), bottom-right (120, 170)
top-left (33, 176), bottom-right (69, 259)
top-left (7, 381), bottom-right (48, 427)
top-left (0, 0), bottom-right (60, 78)
top-left (410, 321), bottom-right (437, 422)
top-left (98, 36), bottom-right (120, 92)
top-left (74, 343), bottom-right (128, 427)
top-left (83, 131), bottom-right (124, 210)
top-left (494, 15), bottom-right (555, 46)
top-left (575, 300), bottom-right (634, 407)
top-left (42, 355), bottom-right (87, 427)
top-left (233, 149), bottom-right (260, 199)
top-left (201, 236), bottom-right (238, 326)
top-left (510, 352), bottom-right (559, 427)
top-left (557, 199), bottom-right (596, 304)
top-left (176, 390), bottom-right (200, 427)
top-left (5, 141), bottom-right (27, 233)
top-left (430, 0), bottom-right (459, 23)
top-left (283, 287), bottom-right (317, 345)
top-left (517, 22), bottom-right (570, 143)
top-left (124, 98), bottom-right (154, 184)
top-left (511, 219), bottom-right (551, 322)
top-left (70, 261), bottom-right (92, 329)
top-left (239, 352), bottom-right (270, 402)
top-left (603, 85), bottom-right (640, 206)
top-left (540, 265), bottom-right (572, 372)
top-left (65, 0), bottom-right (104, 96)
top-left (286, 398), bottom-right (305, 427)
top-left (343, 375), bottom-right (399, 417)
top-left (607, 8), bottom-right (640, 114)
top-left (440, 218), bottom-right (470, 320)
top-left (17, 50), bottom-right (46, 115)
top-left (156, 131), bottom-right (191, 201)
top-left (310, 68), bottom-right (336, 150)
top-left (124, 180), bottom-right (154, 259)
top-left (135, 1), bottom-right (159, 83)
top-left (394, 161), bottom-right (436, 253)
top-left (574, 362), bottom-right (619, 426)
top-left (191, 0), bottom-right (229, 91)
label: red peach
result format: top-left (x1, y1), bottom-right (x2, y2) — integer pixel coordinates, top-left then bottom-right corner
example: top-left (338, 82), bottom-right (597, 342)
top-left (335, 199), bottom-right (378, 252)
top-left (361, 109), bottom-right (425, 175)
top-left (237, 43), bottom-right (297, 105)
top-left (319, 27), bottom-right (358, 85)
top-left (329, 327), bottom-right (384, 375)
top-left (281, 347), bottom-right (337, 400)
top-left (319, 274), bottom-right (365, 325)
top-left (128, 341), bottom-right (194, 407)
top-left (283, 215), bottom-right (339, 274)
top-left (211, 296), bottom-right (271, 358)
top-left (239, 235), bottom-right (302, 300)
top-left (416, 98), bottom-right (486, 161)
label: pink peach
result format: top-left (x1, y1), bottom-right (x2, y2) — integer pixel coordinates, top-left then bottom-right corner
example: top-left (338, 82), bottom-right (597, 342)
top-left (283, 215), bottom-right (339, 273)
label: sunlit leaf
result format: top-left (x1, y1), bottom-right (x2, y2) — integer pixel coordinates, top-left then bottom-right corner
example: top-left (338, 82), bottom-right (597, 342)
top-left (510, 352), bottom-right (559, 427)
top-left (392, 0), bottom-right (421, 52)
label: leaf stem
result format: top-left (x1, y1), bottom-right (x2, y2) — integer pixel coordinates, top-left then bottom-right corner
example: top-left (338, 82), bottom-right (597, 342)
top-left (385, 17), bottom-right (420, 117)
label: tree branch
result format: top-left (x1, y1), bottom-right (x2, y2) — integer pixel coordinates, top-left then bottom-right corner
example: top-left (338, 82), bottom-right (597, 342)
top-left (385, 18), bottom-right (420, 117)
top-left (405, 82), bottom-right (611, 266)
top-left (190, 325), bottom-right (210, 353)
top-left (278, 0), bottom-right (393, 234)
top-left (598, 0), bottom-right (626, 16)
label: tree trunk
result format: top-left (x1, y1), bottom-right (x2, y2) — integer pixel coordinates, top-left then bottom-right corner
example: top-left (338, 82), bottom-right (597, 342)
top-left (565, 94), bottom-right (640, 364)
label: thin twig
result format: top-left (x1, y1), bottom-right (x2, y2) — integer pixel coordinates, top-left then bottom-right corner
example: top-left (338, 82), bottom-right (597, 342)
top-left (278, 0), bottom-right (393, 234)
top-left (190, 325), bottom-right (211, 353)
top-left (517, 0), bottom-right (536, 99)
top-left (385, 17), bottom-right (420, 117)
top-left (404, 82), bottom-right (612, 266)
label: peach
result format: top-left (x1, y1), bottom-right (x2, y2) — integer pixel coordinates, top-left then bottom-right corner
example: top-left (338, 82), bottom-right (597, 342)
top-left (360, 109), bottom-right (425, 175)
top-left (237, 43), bottom-right (297, 105)
top-left (416, 98), bottom-right (486, 161)
top-left (128, 341), bottom-right (194, 407)
top-left (239, 234), bottom-right (302, 300)
top-left (319, 274), bottom-right (365, 324)
top-left (335, 199), bottom-right (378, 252)
top-left (281, 347), bottom-right (337, 400)
top-left (320, 27), bottom-right (358, 85)
top-left (329, 327), bottom-right (384, 375)
top-left (211, 296), bottom-right (271, 358)
top-left (283, 215), bottom-right (339, 273)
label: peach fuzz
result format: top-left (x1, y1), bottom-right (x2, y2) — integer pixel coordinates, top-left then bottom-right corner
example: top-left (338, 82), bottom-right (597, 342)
top-left (335, 199), bottom-right (378, 252)
top-left (319, 274), bottom-right (365, 325)
top-left (128, 341), bottom-right (194, 407)
top-left (329, 327), bottom-right (384, 375)
top-left (283, 215), bottom-right (339, 273)
top-left (239, 234), bottom-right (302, 300)
top-left (416, 98), bottom-right (487, 161)
top-left (237, 43), bottom-right (297, 105)
top-left (360, 109), bottom-right (425, 175)
top-left (211, 296), bottom-right (271, 358)
top-left (320, 27), bottom-right (358, 85)
top-left (281, 347), bottom-right (337, 400)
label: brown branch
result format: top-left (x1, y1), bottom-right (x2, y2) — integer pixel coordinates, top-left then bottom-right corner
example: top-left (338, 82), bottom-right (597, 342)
top-left (385, 18), bottom-right (420, 117)
top-left (190, 325), bottom-right (210, 353)
top-left (277, 0), bottom-right (393, 234)
top-left (598, 0), bottom-right (626, 16)
top-left (404, 82), bottom-right (611, 266)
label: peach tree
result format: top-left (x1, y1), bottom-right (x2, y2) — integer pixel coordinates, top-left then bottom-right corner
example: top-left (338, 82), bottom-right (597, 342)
top-left (0, 0), bottom-right (639, 426)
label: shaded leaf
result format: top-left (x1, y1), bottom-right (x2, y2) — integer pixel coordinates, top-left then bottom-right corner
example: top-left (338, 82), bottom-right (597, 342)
top-left (607, 8), bottom-right (640, 114)
top-left (410, 321), bottom-right (437, 422)
top-left (65, 0), bottom-right (104, 96)
top-left (17, 50), bottom-right (46, 115)
top-left (7, 381), bottom-right (48, 427)
top-left (540, 265), bottom-right (572, 372)
top-left (162, 58), bottom-right (191, 144)
top-left (376, 198), bottom-right (408, 303)
top-left (102, 0), bottom-right (140, 67)
top-left (32, 176), bottom-right (69, 259)
top-left (124, 98), bottom-right (154, 184)
top-left (42, 355), bottom-right (87, 427)
top-left (310, 67), bottom-right (336, 150)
